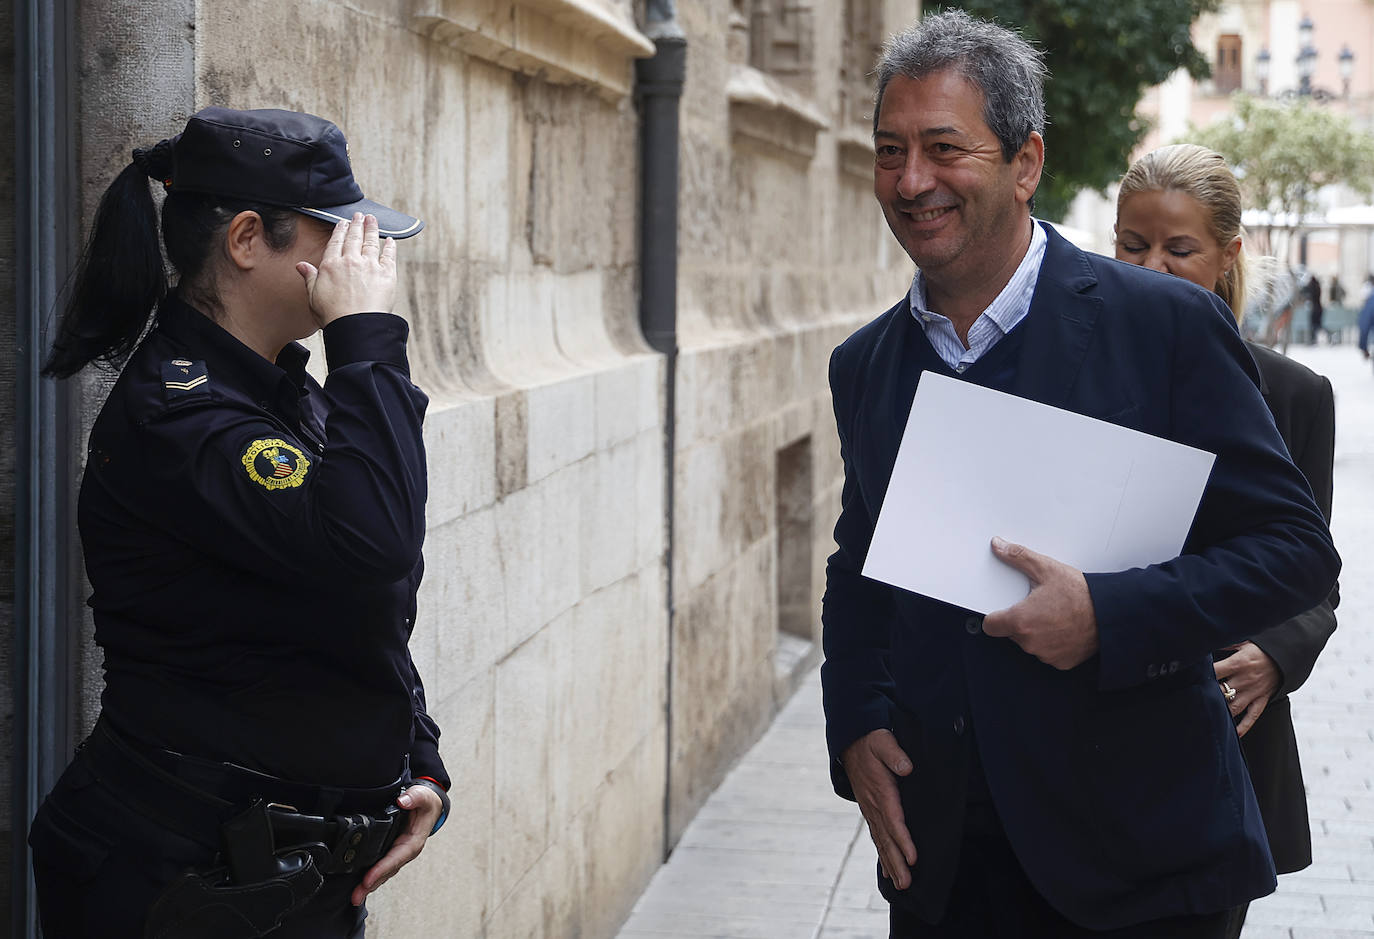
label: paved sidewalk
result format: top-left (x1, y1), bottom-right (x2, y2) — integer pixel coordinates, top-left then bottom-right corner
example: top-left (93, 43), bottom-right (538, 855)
top-left (1241, 346), bottom-right (1374, 938)
top-left (616, 670), bottom-right (884, 939)
top-left (616, 345), bottom-right (1373, 939)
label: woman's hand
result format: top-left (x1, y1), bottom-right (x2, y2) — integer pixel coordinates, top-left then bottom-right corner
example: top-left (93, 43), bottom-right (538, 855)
top-left (350, 783), bottom-right (444, 907)
top-left (297, 213), bottom-right (397, 327)
top-left (1213, 641), bottom-right (1282, 737)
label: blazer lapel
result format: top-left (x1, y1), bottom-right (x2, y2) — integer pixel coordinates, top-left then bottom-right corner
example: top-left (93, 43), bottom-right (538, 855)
top-left (1013, 223), bottom-right (1104, 407)
top-left (853, 296), bottom-right (920, 506)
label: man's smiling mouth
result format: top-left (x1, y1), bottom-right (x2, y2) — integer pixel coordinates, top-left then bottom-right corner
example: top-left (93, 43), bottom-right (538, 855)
top-left (907, 206), bottom-right (954, 222)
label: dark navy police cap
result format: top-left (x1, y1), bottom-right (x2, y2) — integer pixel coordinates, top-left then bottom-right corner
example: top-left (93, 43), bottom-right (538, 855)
top-left (169, 107), bottom-right (423, 239)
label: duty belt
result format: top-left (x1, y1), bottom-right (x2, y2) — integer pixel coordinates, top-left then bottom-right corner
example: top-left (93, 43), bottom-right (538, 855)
top-left (80, 717), bottom-right (409, 938)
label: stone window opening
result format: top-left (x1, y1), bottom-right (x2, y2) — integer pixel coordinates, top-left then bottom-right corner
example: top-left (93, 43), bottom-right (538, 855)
top-left (731, 0), bottom-right (816, 93)
top-left (775, 435), bottom-right (814, 643)
top-left (840, 0), bottom-right (883, 128)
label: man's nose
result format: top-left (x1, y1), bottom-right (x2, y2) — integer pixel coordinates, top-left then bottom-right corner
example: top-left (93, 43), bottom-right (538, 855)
top-left (896, 154), bottom-right (936, 200)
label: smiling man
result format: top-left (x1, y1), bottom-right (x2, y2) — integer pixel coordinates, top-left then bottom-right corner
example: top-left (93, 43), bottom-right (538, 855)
top-left (821, 11), bottom-right (1341, 938)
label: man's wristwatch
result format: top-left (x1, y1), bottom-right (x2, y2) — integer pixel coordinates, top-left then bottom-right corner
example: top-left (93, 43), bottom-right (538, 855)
top-left (408, 777), bottom-right (450, 835)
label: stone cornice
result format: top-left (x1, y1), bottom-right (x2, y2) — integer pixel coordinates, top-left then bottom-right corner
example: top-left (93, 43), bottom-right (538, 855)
top-left (414, 0), bottom-right (654, 99)
top-left (835, 124), bottom-right (873, 178)
top-left (726, 63), bottom-right (828, 159)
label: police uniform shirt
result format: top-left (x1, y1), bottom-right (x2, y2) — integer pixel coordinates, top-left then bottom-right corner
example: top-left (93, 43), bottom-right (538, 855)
top-left (79, 293), bottom-right (448, 790)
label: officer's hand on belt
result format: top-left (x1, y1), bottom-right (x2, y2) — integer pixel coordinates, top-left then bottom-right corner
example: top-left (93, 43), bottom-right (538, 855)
top-left (297, 212), bottom-right (398, 327)
top-left (350, 781), bottom-right (446, 907)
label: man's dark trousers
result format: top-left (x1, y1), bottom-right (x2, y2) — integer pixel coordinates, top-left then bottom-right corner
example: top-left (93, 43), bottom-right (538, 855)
top-left (886, 801), bottom-right (1230, 938)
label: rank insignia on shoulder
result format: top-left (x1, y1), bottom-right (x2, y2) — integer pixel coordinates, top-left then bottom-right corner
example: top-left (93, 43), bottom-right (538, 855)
top-left (162, 359), bottom-right (210, 400)
top-left (241, 438), bottom-right (311, 490)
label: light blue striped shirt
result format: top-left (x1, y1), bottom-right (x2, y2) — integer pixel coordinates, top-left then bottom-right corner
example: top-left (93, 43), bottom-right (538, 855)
top-left (909, 220), bottom-right (1049, 372)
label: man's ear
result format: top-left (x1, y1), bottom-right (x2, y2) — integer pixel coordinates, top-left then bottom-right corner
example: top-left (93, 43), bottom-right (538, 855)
top-left (1014, 132), bottom-right (1045, 206)
top-left (224, 210), bottom-right (266, 272)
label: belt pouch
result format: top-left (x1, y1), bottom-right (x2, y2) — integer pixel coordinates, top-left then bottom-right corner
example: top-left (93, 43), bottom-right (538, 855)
top-left (143, 850), bottom-right (323, 939)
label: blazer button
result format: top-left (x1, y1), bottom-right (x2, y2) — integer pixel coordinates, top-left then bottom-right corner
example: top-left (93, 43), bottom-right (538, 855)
top-left (1146, 663), bottom-right (1159, 679)
top-left (1167, 661), bottom-right (1180, 674)
top-left (953, 716), bottom-right (966, 735)
top-left (964, 616), bottom-right (983, 635)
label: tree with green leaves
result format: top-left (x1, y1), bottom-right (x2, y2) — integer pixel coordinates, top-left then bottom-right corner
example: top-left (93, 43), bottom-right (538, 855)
top-left (1189, 94), bottom-right (1374, 263)
top-left (929, 0), bottom-right (1219, 221)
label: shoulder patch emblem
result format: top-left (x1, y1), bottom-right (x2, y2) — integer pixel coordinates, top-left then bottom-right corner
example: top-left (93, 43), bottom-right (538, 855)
top-left (241, 438), bottom-right (311, 490)
top-left (162, 359), bottom-right (210, 400)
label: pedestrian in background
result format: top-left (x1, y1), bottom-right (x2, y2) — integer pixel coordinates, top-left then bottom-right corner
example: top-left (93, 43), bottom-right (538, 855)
top-left (1115, 142), bottom-right (1339, 939)
top-left (1305, 273), bottom-right (1325, 344)
top-left (1328, 275), bottom-right (1346, 310)
top-left (822, 11), bottom-right (1338, 937)
top-left (1358, 277), bottom-right (1374, 360)
top-left (30, 107), bottom-right (449, 938)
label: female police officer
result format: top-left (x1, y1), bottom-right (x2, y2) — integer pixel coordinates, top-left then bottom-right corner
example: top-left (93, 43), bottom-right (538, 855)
top-left (30, 107), bottom-right (450, 938)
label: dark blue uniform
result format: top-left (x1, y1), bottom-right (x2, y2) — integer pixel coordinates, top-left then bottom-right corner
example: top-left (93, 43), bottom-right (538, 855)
top-left (30, 294), bottom-right (448, 936)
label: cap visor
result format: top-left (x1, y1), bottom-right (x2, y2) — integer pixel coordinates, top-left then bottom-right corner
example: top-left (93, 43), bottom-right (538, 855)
top-left (297, 199), bottom-right (424, 239)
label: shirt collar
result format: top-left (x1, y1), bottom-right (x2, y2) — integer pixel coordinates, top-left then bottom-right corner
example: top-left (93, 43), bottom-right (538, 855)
top-left (909, 219), bottom-right (1049, 333)
top-left (156, 292), bottom-right (313, 399)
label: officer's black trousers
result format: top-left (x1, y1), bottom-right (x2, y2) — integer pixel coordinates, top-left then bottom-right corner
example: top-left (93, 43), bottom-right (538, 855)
top-left (29, 747), bottom-right (368, 938)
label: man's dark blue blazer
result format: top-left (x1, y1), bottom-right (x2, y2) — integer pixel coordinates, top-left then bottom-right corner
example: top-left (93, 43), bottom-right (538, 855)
top-left (821, 222), bottom-right (1341, 930)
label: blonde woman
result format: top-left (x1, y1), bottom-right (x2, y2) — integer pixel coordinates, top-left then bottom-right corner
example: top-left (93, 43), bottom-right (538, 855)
top-left (1115, 143), bottom-right (1338, 939)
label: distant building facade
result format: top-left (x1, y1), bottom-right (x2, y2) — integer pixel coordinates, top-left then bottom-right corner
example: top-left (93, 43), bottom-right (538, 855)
top-left (1069, 0), bottom-right (1374, 286)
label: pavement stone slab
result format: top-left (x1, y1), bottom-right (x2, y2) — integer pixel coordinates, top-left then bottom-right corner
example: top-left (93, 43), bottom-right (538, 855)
top-left (620, 910), bottom-right (823, 939)
top-left (1238, 929), bottom-right (1293, 939)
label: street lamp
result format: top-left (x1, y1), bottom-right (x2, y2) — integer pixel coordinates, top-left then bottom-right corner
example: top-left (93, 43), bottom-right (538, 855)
top-left (1251, 14), bottom-right (1355, 266)
top-left (1298, 44), bottom-right (1317, 96)
top-left (1297, 14), bottom-right (1317, 97)
top-left (1297, 15), bottom-right (1317, 264)
top-left (1254, 15), bottom-right (1353, 102)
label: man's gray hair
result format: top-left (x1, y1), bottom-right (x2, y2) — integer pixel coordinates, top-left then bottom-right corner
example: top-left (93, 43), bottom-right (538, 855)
top-left (873, 9), bottom-right (1047, 163)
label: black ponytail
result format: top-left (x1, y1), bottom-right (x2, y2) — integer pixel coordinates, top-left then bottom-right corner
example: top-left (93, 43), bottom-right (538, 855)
top-left (42, 147), bottom-right (171, 378)
top-left (43, 139), bottom-right (299, 378)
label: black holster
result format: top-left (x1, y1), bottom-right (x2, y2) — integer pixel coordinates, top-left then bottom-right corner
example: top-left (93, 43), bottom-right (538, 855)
top-left (144, 792), bottom-right (406, 937)
top-left (144, 849), bottom-right (323, 939)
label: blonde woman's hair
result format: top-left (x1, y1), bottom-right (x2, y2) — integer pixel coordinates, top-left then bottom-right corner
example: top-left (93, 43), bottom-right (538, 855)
top-left (1117, 143), bottom-right (1247, 321)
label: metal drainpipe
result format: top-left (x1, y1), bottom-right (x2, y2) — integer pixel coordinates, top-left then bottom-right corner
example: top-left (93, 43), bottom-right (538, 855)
top-left (636, 0), bottom-right (686, 860)
top-left (13, 0), bottom-right (77, 933)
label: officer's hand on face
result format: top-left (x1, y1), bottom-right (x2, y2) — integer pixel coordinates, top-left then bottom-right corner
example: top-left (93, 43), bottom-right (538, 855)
top-left (350, 783), bottom-right (444, 907)
top-left (842, 729), bottom-right (917, 890)
top-left (983, 537), bottom-right (1099, 670)
top-left (297, 212), bottom-right (397, 327)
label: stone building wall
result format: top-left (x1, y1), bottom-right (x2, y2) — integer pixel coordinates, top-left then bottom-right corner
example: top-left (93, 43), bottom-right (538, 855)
top-left (13, 0), bottom-right (922, 934)
top-left (189, 2), bottom-right (670, 933)
top-left (666, 0), bottom-right (915, 837)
